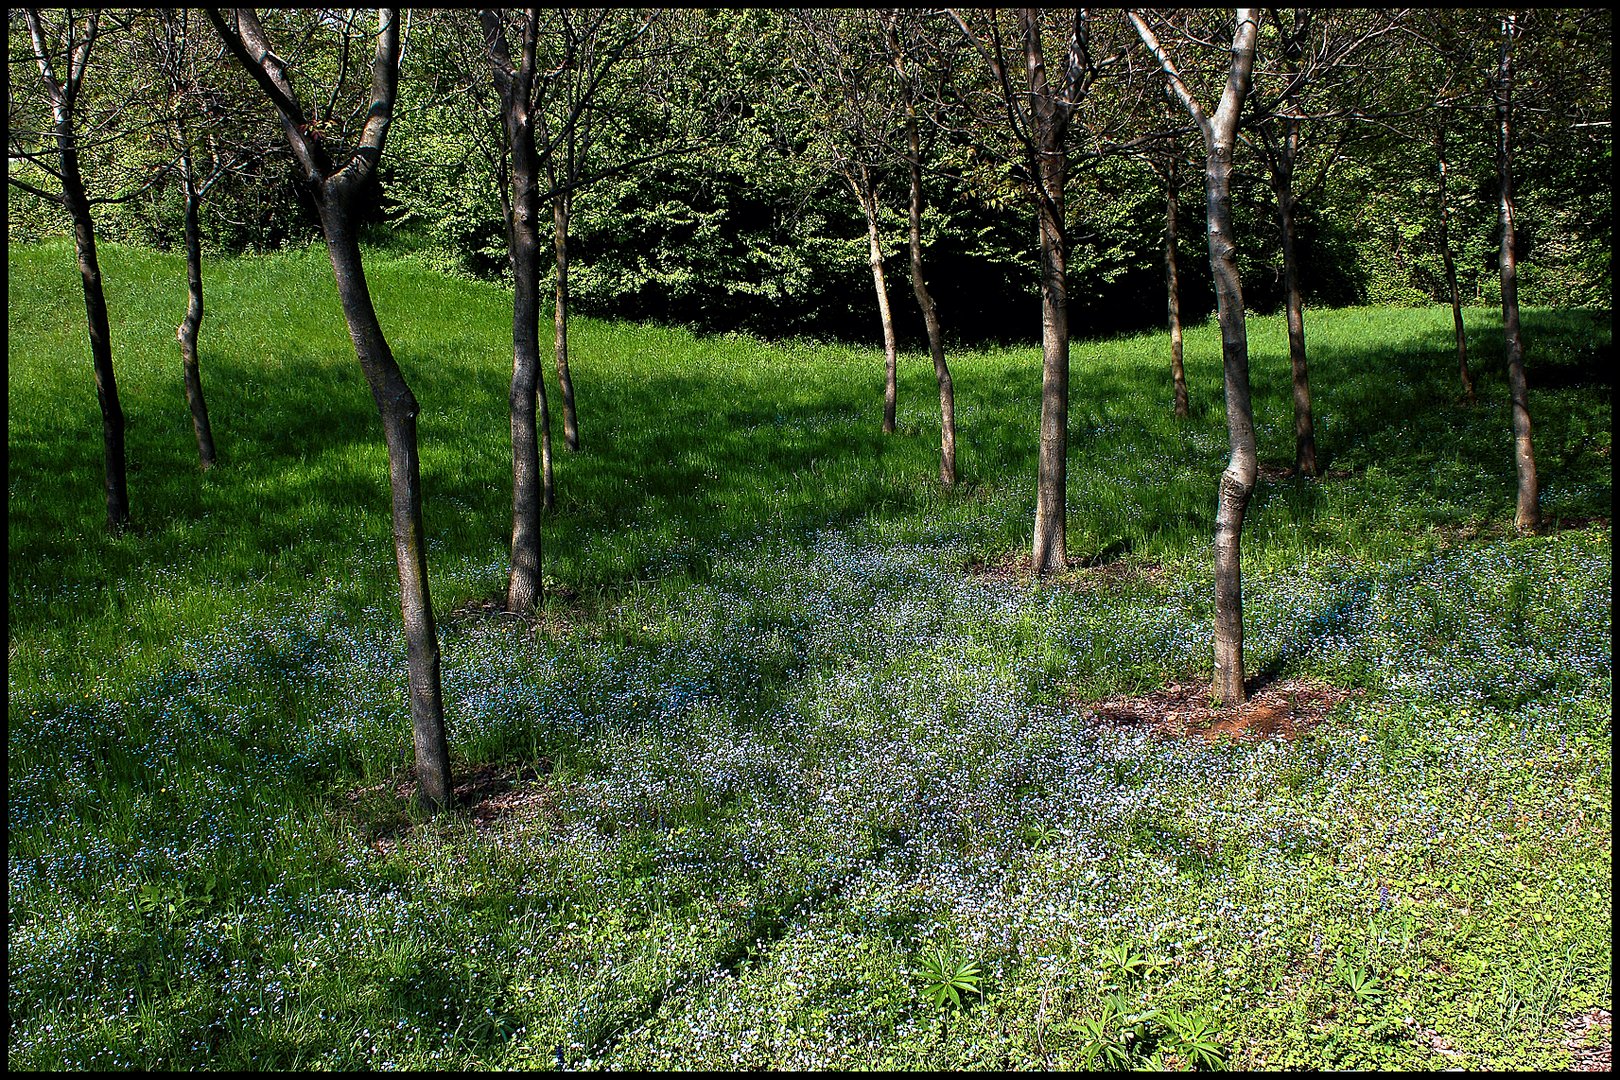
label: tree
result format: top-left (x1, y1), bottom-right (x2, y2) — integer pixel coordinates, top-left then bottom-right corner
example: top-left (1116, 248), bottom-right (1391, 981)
top-left (789, 9), bottom-right (905, 436)
top-left (143, 8), bottom-right (278, 470)
top-left (479, 8), bottom-right (555, 612)
top-left (1434, 104), bottom-right (1475, 404)
top-left (1134, 96), bottom-right (1195, 418)
top-left (206, 7), bottom-right (453, 810)
top-left (1130, 7), bottom-right (1261, 705)
top-left (478, 7), bottom-right (660, 612)
top-left (950, 7), bottom-right (1103, 575)
top-left (1493, 12), bottom-right (1537, 533)
top-left (9, 9), bottom-right (133, 530)
top-left (1243, 10), bottom-right (1403, 477)
top-left (883, 9), bottom-right (959, 484)
top-left (532, 9), bottom-right (659, 457)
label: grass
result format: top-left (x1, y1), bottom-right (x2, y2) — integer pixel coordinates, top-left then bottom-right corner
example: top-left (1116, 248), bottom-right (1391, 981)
top-left (7, 235), bottom-right (1612, 1069)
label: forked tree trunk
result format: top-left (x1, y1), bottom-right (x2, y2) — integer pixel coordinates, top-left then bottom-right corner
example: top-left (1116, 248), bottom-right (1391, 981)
top-left (208, 5), bottom-right (450, 813)
top-left (61, 139), bottom-right (130, 530)
top-left (1133, 7), bottom-right (1260, 705)
top-left (1436, 120), bottom-right (1474, 404)
top-left (1495, 14), bottom-right (1538, 531)
top-left (1165, 152), bottom-right (1188, 418)
top-left (178, 165), bottom-right (218, 470)
top-left (1031, 146), bottom-right (1070, 576)
top-left (316, 198), bottom-right (452, 810)
top-left (853, 171), bottom-right (900, 436)
top-left (553, 191), bottom-right (580, 452)
top-left (904, 102), bottom-right (956, 486)
top-left (1276, 128), bottom-right (1317, 477)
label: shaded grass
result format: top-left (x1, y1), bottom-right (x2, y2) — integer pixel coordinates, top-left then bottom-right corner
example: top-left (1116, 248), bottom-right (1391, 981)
top-left (7, 237), bottom-right (1611, 1070)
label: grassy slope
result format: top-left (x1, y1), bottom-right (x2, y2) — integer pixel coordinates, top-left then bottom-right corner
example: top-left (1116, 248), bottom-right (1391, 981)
top-left (7, 237), bottom-right (1612, 1069)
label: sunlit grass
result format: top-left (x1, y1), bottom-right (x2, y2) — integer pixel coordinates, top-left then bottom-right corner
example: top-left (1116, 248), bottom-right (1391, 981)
top-left (8, 237), bottom-right (1611, 1069)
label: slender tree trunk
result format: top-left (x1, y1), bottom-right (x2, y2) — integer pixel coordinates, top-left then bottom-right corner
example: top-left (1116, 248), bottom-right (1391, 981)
top-left (1165, 152), bottom-right (1188, 418)
top-left (539, 356), bottom-right (555, 511)
top-left (553, 191), bottom-right (580, 452)
top-left (1207, 139), bottom-right (1257, 706)
top-left (178, 165), bottom-right (217, 470)
top-left (1436, 120), bottom-right (1474, 404)
top-left (853, 172), bottom-right (900, 436)
top-left (1496, 13), bottom-right (1538, 532)
top-left (1276, 128), bottom-right (1317, 477)
top-left (904, 103), bottom-right (955, 486)
top-left (316, 197), bottom-right (452, 810)
top-left (507, 130), bottom-right (547, 612)
top-left (1132, 6), bottom-right (1258, 705)
top-left (60, 134), bottom-right (130, 531)
top-left (1031, 147), bottom-right (1070, 575)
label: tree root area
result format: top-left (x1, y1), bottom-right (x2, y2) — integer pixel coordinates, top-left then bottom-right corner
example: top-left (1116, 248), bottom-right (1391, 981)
top-left (1565, 1008), bottom-right (1612, 1072)
top-left (1080, 677), bottom-right (1361, 743)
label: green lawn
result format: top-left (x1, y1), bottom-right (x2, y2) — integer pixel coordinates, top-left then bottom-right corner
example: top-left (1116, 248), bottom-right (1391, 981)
top-left (7, 236), bottom-right (1611, 1069)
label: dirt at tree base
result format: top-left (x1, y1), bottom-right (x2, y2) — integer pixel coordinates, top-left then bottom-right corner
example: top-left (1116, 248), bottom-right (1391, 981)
top-left (1079, 676), bottom-right (1361, 743)
top-left (964, 550), bottom-right (1167, 590)
top-left (346, 759), bottom-right (554, 857)
top-left (445, 584), bottom-right (589, 636)
top-left (1564, 1008), bottom-right (1612, 1072)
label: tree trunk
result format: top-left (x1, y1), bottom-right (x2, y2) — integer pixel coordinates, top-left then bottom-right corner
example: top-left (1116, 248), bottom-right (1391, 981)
top-left (1031, 146), bottom-right (1070, 575)
top-left (507, 124), bottom-right (547, 612)
top-left (1436, 120), bottom-right (1474, 404)
top-left (1165, 152), bottom-right (1188, 418)
top-left (178, 173), bottom-right (217, 470)
top-left (904, 102), bottom-right (955, 486)
top-left (1276, 126), bottom-right (1317, 477)
top-left (60, 133), bottom-right (130, 531)
top-left (854, 172), bottom-right (900, 436)
top-left (316, 197), bottom-right (452, 811)
top-left (1207, 142), bottom-right (1258, 706)
top-left (539, 355), bottom-right (555, 511)
top-left (1496, 15), bottom-right (1538, 532)
top-left (553, 191), bottom-right (580, 452)
top-left (1131, 6), bottom-right (1258, 705)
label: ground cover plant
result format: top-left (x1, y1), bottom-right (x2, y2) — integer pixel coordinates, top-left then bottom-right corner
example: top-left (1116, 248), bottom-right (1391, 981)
top-left (7, 237), bottom-right (1612, 1070)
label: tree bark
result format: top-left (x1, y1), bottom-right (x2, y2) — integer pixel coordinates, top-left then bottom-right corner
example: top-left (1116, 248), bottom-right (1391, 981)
top-left (1165, 151), bottom-right (1188, 418)
top-left (1495, 14), bottom-right (1538, 531)
top-left (1031, 144), bottom-right (1070, 575)
top-left (60, 131), bottom-right (130, 531)
top-left (1436, 119), bottom-right (1474, 404)
top-left (1276, 122), bottom-right (1317, 477)
top-left (1131, 7), bottom-right (1260, 704)
top-left (483, 8), bottom-right (551, 612)
top-left (553, 191), bottom-right (580, 452)
top-left (1207, 135), bottom-right (1258, 705)
top-left (208, 5), bottom-right (451, 813)
top-left (317, 198), bottom-right (452, 809)
top-left (178, 158), bottom-right (218, 470)
top-left (853, 170), bottom-right (900, 436)
top-left (1023, 8), bottom-right (1071, 576)
top-left (904, 100), bottom-right (956, 486)
top-left (507, 124), bottom-right (547, 611)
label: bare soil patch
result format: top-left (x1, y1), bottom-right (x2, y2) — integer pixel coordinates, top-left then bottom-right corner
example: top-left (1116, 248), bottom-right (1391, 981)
top-left (343, 759), bottom-right (556, 857)
top-left (1080, 676), bottom-right (1360, 743)
top-left (445, 593), bottom-right (536, 627)
top-left (445, 584), bottom-right (595, 636)
top-left (1255, 462), bottom-right (1355, 483)
top-left (1565, 1008), bottom-right (1612, 1072)
top-left (964, 551), bottom-right (1166, 591)
top-left (1434, 516), bottom-right (1609, 549)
